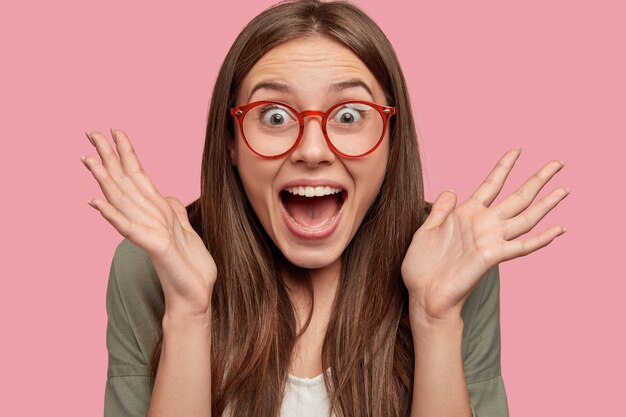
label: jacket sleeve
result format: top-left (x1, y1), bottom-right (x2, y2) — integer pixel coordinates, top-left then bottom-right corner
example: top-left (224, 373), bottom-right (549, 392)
top-left (104, 239), bottom-right (165, 417)
top-left (460, 265), bottom-right (510, 417)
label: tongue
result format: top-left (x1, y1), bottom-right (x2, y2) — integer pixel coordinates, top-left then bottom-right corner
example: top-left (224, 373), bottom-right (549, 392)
top-left (284, 194), bottom-right (340, 228)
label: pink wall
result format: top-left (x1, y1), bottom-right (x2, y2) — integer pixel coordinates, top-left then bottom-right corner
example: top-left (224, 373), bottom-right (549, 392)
top-left (1, 0), bottom-right (623, 415)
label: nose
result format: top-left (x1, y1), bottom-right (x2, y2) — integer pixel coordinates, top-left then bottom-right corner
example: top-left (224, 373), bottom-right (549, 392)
top-left (289, 114), bottom-right (336, 166)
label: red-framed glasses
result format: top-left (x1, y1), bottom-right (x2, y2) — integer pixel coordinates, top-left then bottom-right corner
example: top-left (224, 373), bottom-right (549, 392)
top-left (230, 100), bottom-right (396, 159)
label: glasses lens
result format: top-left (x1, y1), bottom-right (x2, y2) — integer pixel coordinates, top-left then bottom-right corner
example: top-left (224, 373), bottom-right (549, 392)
top-left (242, 103), bottom-right (300, 157)
top-left (326, 103), bottom-right (384, 156)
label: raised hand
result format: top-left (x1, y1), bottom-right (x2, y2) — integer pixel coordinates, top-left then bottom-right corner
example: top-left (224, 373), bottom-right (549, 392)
top-left (81, 129), bottom-right (216, 319)
top-left (401, 148), bottom-right (569, 322)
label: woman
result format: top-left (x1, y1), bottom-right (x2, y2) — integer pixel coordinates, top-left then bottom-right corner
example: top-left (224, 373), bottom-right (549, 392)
top-left (82, 1), bottom-right (568, 416)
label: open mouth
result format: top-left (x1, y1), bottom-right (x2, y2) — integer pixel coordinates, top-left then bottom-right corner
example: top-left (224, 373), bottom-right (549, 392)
top-left (279, 186), bottom-right (347, 232)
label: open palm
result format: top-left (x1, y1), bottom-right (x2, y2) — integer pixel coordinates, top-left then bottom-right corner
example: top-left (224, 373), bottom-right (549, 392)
top-left (401, 148), bottom-right (569, 322)
top-left (82, 129), bottom-right (216, 319)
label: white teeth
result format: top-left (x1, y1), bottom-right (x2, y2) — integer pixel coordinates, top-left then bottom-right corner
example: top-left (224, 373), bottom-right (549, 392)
top-left (285, 186), bottom-right (343, 197)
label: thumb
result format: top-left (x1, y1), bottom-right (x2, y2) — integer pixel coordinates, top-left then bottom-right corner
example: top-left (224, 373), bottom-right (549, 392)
top-left (165, 196), bottom-right (194, 232)
top-left (422, 190), bottom-right (457, 229)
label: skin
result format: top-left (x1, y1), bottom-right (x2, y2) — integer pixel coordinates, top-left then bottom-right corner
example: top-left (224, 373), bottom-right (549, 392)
top-left (82, 35), bottom-right (568, 417)
top-left (233, 35), bottom-right (390, 271)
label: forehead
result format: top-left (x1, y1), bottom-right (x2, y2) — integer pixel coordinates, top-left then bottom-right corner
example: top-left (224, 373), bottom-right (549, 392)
top-left (238, 36), bottom-right (386, 105)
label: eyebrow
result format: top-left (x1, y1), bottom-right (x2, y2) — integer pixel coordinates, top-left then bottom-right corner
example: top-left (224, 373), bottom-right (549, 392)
top-left (328, 79), bottom-right (375, 101)
top-left (247, 82), bottom-right (294, 102)
top-left (247, 78), bottom-right (375, 103)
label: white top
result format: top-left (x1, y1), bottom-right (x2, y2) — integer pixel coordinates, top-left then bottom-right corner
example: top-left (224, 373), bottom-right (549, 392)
top-left (281, 372), bottom-right (332, 417)
top-left (280, 371), bottom-right (476, 417)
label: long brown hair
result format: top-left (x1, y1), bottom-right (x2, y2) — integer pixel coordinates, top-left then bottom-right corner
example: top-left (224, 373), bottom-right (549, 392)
top-left (149, 1), bottom-right (428, 416)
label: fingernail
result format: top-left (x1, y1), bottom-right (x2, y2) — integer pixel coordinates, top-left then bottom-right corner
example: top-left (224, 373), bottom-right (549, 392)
top-left (85, 132), bottom-right (95, 146)
top-left (564, 187), bottom-right (571, 194)
top-left (80, 155), bottom-right (88, 167)
top-left (110, 128), bottom-right (117, 142)
top-left (561, 226), bottom-right (567, 234)
top-left (560, 160), bottom-right (566, 167)
top-left (87, 199), bottom-right (97, 209)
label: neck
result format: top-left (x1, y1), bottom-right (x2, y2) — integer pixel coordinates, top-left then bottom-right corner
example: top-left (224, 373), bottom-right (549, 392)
top-left (309, 257), bottom-right (341, 297)
top-left (282, 257), bottom-right (342, 378)
top-left (283, 257), bottom-right (341, 300)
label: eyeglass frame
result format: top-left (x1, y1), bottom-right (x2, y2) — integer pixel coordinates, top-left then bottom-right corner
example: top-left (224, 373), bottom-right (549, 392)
top-left (229, 100), bottom-right (396, 159)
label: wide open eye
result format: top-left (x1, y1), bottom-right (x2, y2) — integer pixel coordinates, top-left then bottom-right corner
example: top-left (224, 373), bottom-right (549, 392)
top-left (258, 104), bottom-right (297, 127)
top-left (330, 103), bottom-right (371, 125)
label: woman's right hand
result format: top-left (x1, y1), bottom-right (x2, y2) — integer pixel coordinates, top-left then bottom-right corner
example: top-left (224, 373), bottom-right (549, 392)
top-left (82, 129), bottom-right (217, 320)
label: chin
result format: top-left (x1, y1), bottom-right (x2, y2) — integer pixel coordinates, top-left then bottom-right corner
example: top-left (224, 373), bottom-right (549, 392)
top-left (279, 243), bottom-right (344, 270)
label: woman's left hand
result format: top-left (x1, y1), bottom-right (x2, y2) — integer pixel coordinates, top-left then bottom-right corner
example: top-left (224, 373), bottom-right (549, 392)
top-left (401, 148), bottom-right (569, 323)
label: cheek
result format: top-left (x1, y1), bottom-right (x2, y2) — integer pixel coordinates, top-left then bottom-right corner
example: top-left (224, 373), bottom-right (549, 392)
top-left (352, 146), bottom-right (389, 205)
top-left (342, 154), bottom-right (388, 243)
top-left (235, 136), bottom-right (280, 220)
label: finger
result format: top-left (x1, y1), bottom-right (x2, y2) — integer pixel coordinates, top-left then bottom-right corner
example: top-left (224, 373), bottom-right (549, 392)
top-left (503, 187), bottom-right (570, 240)
top-left (87, 131), bottom-right (135, 188)
top-left (111, 129), bottom-right (163, 198)
top-left (502, 224), bottom-right (566, 261)
top-left (87, 130), bottom-right (168, 223)
top-left (422, 190), bottom-right (457, 229)
top-left (470, 147), bottom-right (521, 206)
top-left (87, 197), bottom-right (133, 238)
top-left (82, 154), bottom-right (153, 226)
top-left (494, 160), bottom-right (564, 219)
top-left (165, 196), bottom-right (195, 233)
top-left (111, 129), bottom-right (173, 219)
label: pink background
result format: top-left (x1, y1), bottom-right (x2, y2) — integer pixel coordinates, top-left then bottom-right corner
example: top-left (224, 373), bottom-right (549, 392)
top-left (1, 0), bottom-right (623, 415)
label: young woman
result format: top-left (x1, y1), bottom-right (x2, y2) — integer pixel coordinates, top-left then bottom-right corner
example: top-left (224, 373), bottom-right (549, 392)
top-left (82, 1), bottom-right (568, 416)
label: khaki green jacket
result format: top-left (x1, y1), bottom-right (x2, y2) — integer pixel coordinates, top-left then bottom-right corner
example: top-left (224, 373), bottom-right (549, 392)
top-left (104, 238), bottom-right (509, 416)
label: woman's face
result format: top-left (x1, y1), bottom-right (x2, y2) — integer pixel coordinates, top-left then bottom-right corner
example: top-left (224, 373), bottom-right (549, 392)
top-left (233, 36), bottom-right (390, 269)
